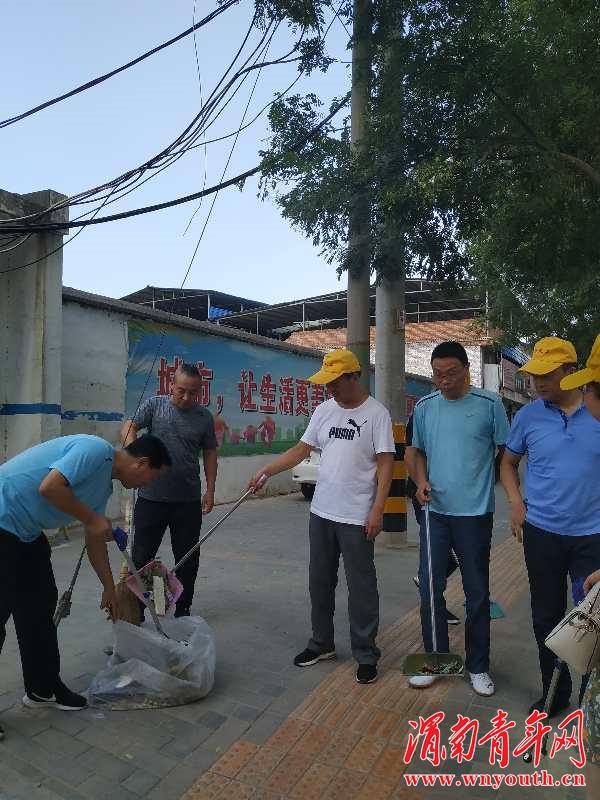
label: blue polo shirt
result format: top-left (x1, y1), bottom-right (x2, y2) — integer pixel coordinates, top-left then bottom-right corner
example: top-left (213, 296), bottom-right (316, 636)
top-left (412, 388), bottom-right (509, 516)
top-left (0, 435), bottom-right (114, 542)
top-left (506, 400), bottom-right (600, 536)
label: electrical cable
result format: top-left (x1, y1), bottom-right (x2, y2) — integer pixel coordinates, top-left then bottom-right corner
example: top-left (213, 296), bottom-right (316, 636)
top-left (0, 15), bottom-right (281, 227)
top-left (0, 2), bottom-right (344, 229)
top-left (1, 3), bottom-right (347, 274)
top-left (0, 0), bottom-right (239, 130)
top-left (183, 23), bottom-right (275, 236)
top-left (0, 179), bottom-right (124, 274)
top-left (1, 95), bottom-right (350, 269)
top-left (185, 0), bottom-right (209, 234)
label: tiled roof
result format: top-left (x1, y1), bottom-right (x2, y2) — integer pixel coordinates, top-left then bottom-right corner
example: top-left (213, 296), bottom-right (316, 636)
top-left (286, 318), bottom-right (492, 352)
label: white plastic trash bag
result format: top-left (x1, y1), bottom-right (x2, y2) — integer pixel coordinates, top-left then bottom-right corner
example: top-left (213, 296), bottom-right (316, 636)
top-left (87, 615), bottom-right (216, 709)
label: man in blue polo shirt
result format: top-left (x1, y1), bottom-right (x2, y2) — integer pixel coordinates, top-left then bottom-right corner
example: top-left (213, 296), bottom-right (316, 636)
top-left (501, 336), bottom-right (600, 717)
top-left (408, 341), bottom-right (509, 697)
top-left (0, 433), bottom-right (171, 738)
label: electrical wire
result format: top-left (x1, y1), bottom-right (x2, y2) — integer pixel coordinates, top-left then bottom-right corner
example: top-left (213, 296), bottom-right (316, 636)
top-left (183, 21), bottom-right (275, 236)
top-left (4, 3), bottom-right (349, 432)
top-left (1, 95), bottom-right (349, 241)
top-left (184, 0), bottom-right (209, 234)
top-left (0, 0), bottom-right (239, 130)
top-left (1, 2), bottom-right (348, 273)
top-left (0, 2), bottom-right (344, 231)
top-left (0, 16), bottom-right (283, 227)
top-left (0, 233), bottom-right (34, 254)
top-left (0, 179), bottom-right (124, 274)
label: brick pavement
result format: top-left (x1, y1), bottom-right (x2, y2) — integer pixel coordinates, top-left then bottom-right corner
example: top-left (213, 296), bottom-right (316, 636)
top-left (181, 537), bottom-right (586, 800)
top-left (0, 493), bottom-right (425, 799)
top-left (0, 491), bottom-right (585, 800)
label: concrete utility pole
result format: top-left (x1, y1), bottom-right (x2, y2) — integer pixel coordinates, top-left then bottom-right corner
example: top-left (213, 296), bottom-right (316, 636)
top-left (346, 0), bottom-right (372, 390)
top-left (376, 276), bottom-right (406, 424)
top-left (375, 21), bottom-right (410, 548)
top-left (0, 189), bottom-right (68, 461)
top-left (376, 273), bottom-right (409, 548)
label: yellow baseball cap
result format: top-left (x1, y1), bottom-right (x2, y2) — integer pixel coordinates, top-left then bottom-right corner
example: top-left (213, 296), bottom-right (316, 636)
top-left (307, 349), bottom-right (361, 384)
top-left (560, 334), bottom-right (600, 390)
top-left (519, 336), bottom-right (578, 375)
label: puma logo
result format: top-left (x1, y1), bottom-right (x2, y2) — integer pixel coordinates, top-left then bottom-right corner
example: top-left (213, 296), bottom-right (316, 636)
top-left (347, 418), bottom-right (368, 437)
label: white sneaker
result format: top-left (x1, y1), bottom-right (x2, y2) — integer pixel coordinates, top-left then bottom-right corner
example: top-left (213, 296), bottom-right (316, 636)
top-left (409, 674), bottom-right (439, 689)
top-left (469, 672), bottom-right (495, 697)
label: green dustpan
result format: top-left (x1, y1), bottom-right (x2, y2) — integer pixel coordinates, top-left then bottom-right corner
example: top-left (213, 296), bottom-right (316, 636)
top-left (403, 652), bottom-right (464, 677)
top-left (402, 504), bottom-right (464, 677)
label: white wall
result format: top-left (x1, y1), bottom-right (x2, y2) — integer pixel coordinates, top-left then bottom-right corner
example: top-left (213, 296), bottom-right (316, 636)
top-left (406, 342), bottom-right (483, 387)
top-left (483, 363), bottom-right (501, 394)
top-left (61, 302), bottom-right (128, 517)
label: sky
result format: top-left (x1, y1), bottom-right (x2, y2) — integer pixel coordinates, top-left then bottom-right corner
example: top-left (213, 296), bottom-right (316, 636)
top-left (1, 1), bottom-right (351, 304)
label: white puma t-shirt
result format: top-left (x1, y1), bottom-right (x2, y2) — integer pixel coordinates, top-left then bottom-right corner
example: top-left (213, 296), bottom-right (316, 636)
top-left (301, 396), bottom-right (395, 526)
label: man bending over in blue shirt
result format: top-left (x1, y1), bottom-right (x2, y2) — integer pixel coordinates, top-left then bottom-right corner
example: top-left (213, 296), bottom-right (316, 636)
top-left (407, 341), bottom-right (509, 697)
top-left (0, 433), bottom-right (171, 735)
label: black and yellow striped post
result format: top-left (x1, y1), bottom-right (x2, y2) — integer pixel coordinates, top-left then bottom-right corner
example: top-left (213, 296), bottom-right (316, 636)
top-left (383, 423), bottom-right (411, 548)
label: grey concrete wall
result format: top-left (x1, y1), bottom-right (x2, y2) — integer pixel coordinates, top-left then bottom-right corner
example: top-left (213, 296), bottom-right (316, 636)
top-left (0, 189), bottom-right (67, 460)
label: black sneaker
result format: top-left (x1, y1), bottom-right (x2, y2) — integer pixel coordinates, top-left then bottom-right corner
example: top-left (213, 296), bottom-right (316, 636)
top-left (293, 648), bottom-right (336, 667)
top-left (528, 695), bottom-right (570, 719)
top-left (446, 610), bottom-right (460, 625)
top-left (413, 575), bottom-right (420, 589)
top-left (356, 664), bottom-right (378, 684)
top-left (23, 680), bottom-right (87, 711)
top-left (175, 605), bottom-right (191, 618)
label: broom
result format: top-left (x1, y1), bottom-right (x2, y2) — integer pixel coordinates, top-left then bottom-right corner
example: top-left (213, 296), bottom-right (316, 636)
top-left (54, 543), bottom-right (87, 627)
top-left (114, 490), bottom-right (142, 626)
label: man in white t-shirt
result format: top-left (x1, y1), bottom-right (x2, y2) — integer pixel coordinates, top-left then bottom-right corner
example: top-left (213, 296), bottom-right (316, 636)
top-left (249, 349), bottom-right (394, 684)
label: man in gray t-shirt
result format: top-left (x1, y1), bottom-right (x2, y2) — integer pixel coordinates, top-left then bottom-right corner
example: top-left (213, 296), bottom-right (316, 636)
top-left (121, 363), bottom-right (218, 616)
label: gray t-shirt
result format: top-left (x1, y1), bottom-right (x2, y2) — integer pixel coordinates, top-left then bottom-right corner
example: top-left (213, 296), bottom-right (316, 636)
top-left (133, 396), bottom-right (217, 502)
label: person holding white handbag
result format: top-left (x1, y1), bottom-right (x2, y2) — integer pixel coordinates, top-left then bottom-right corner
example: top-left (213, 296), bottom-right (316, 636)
top-left (560, 334), bottom-right (600, 800)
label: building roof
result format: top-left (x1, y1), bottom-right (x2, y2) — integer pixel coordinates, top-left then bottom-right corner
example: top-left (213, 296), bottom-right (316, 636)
top-left (121, 281), bottom-right (484, 339)
top-left (120, 286), bottom-right (267, 320)
top-left (286, 318), bottom-right (493, 353)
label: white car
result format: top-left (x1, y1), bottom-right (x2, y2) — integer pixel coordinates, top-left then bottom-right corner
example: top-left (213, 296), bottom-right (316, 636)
top-left (292, 449), bottom-right (321, 499)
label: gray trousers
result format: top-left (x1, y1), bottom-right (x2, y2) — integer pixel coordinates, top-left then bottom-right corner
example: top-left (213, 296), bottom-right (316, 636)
top-left (307, 513), bottom-right (381, 665)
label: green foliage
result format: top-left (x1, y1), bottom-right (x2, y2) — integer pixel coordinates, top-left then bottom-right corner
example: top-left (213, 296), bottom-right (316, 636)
top-left (258, 0), bottom-right (600, 353)
top-left (402, 0), bottom-right (600, 353)
top-left (252, 0), bottom-right (324, 28)
top-left (260, 93), bottom-right (353, 265)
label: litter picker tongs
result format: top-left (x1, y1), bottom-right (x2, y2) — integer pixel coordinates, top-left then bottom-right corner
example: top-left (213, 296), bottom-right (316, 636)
top-left (173, 482), bottom-right (262, 574)
top-left (112, 478), bottom-right (265, 634)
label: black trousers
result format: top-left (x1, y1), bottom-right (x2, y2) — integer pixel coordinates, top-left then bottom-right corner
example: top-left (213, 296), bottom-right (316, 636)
top-left (523, 522), bottom-right (600, 703)
top-left (412, 498), bottom-right (458, 579)
top-left (0, 530), bottom-right (60, 697)
top-left (132, 498), bottom-right (203, 614)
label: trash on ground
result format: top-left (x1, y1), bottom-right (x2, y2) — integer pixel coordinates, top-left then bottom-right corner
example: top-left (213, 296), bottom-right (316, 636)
top-left (86, 615), bottom-right (216, 709)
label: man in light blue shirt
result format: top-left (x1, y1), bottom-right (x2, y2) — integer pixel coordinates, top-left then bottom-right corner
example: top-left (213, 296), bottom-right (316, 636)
top-left (0, 433), bottom-right (170, 731)
top-left (407, 341), bottom-right (509, 697)
top-left (501, 336), bottom-right (600, 718)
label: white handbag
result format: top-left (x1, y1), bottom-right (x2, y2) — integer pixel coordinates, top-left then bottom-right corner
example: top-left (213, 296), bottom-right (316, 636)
top-left (545, 581), bottom-right (600, 674)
